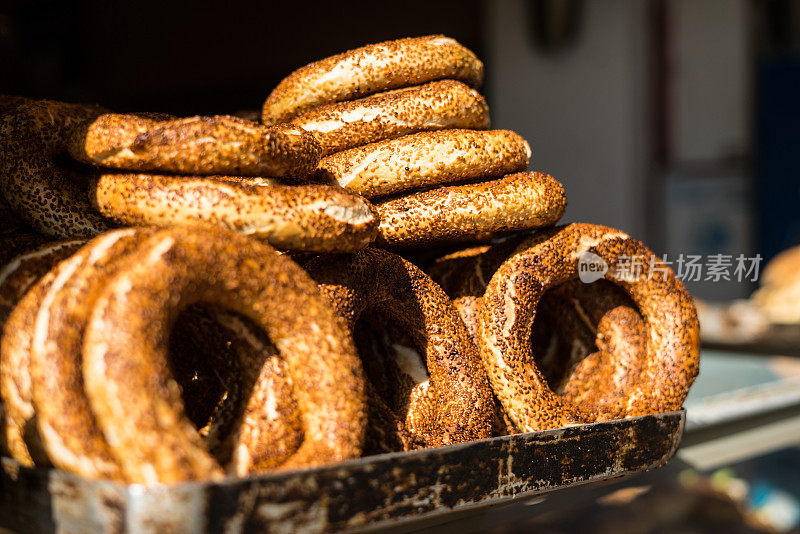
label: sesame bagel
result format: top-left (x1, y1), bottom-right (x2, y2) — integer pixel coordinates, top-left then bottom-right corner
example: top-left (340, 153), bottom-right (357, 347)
top-left (318, 129), bottom-right (531, 198)
top-left (90, 174), bottom-right (378, 252)
top-left (82, 227), bottom-right (366, 483)
top-left (428, 238), bottom-right (650, 424)
top-left (0, 98), bottom-right (111, 237)
top-left (479, 223), bottom-right (700, 432)
top-left (375, 172), bottom-right (566, 249)
top-left (290, 80), bottom-right (490, 156)
top-left (70, 114), bottom-right (321, 179)
top-left (262, 35), bottom-right (484, 125)
top-left (306, 248), bottom-right (494, 447)
top-left (29, 228), bottom-right (158, 480)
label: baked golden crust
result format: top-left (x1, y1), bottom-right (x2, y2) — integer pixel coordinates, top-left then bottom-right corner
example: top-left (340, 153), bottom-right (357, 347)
top-left (262, 35), bottom-right (484, 125)
top-left (478, 224), bottom-right (700, 432)
top-left (29, 229), bottom-right (158, 480)
top-left (81, 227), bottom-right (366, 483)
top-left (306, 248), bottom-right (494, 447)
top-left (90, 174), bottom-right (379, 252)
top-left (70, 114), bottom-right (321, 179)
top-left (290, 80), bottom-right (490, 156)
top-left (375, 172), bottom-right (566, 248)
top-left (0, 98), bottom-right (110, 237)
top-left (318, 129), bottom-right (531, 198)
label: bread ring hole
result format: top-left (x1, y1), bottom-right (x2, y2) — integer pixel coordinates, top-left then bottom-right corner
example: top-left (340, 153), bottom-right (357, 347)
top-left (531, 280), bottom-right (646, 397)
top-left (167, 305), bottom-right (244, 436)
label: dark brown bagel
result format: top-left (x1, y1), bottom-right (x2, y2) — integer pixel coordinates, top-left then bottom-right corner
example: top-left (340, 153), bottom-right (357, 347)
top-left (0, 98), bottom-right (110, 237)
top-left (305, 248), bottom-right (495, 447)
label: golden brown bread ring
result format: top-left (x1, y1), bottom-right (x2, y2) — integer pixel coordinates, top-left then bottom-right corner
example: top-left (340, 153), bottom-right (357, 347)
top-left (29, 228), bottom-right (159, 480)
top-left (0, 98), bottom-right (111, 237)
top-left (432, 242), bottom-right (648, 425)
top-left (375, 172), bottom-right (566, 249)
top-left (479, 223), bottom-right (700, 432)
top-left (0, 240), bottom-right (85, 462)
top-left (305, 248), bottom-right (494, 447)
top-left (317, 129), bottom-right (531, 198)
top-left (69, 114), bottom-right (321, 179)
top-left (82, 226), bottom-right (366, 483)
top-left (262, 35), bottom-right (484, 125)
top-left (90, 174), bottom-right (378, 252)
top-left (290, 80), bottom-right (490, 156)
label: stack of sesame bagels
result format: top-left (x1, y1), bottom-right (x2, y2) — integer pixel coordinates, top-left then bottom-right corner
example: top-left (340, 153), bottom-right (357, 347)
top-left (0, 35), bottom-right (698, 483)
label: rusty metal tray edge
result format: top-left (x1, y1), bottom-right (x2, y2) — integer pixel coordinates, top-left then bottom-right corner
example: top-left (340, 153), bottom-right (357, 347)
top-left (0, 409), bottom-right (685, 534)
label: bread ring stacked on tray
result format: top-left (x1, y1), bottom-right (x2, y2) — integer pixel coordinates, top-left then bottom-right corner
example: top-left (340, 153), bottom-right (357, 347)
top-left (0, 34), bottom-right (699, 483)
top-left (263, 35), bottom-right (566, 248)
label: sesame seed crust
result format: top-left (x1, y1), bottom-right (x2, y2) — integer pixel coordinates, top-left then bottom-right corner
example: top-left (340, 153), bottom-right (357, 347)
top-left (478, 223), bottom-right (700, 432)
top-left (262, 35), bottom-right (484, 125)
top-left (0, 97), bottom-right (111, 238)
top-left (318, 129), bottom-right (531, 198)
top-left (290, 80), bottom-right (490, 156)
top-left (70, 114), bottom-right (321, 179)
top-left (375, 172), bottom-right (566, 249)
top-left (91, 174), bottom-right (379, 252)
top-left (81, 227), bottom-right (367, 483)
top-left (305, 248), bottom-right (495, 447)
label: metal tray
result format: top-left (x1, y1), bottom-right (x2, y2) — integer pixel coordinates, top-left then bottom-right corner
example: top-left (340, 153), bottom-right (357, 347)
top-left (0, 410), bottom-right (684, 534)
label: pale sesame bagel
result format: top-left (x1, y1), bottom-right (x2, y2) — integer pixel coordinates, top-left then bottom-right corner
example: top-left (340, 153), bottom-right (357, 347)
top-left (70, 114), bottom-right (321, 179)
top-left (479, 223), bottom-right (700, 432)
top-left (375, 172), bottom-right (566, 248)
top-left (0, 98), bottom-right (111, 237)
top-left (306, 248), bottom-right (494, 447)
top-left (262, 35), bottom-right (484, 125)
top-left (82, 227), bottom-right (366, 483)
top-left (29, 228), bottom-right (158, 480)
top-left (290, 80), bottom-right (490, 156)
top-left (90, 174), bottom-right (378, 252)
top-left (318, 129), bottom-right (531, 198)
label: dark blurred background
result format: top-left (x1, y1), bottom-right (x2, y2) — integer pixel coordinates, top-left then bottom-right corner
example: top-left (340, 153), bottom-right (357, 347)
top-left (2, 0), bottom-right (799, 302)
